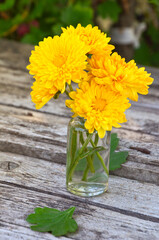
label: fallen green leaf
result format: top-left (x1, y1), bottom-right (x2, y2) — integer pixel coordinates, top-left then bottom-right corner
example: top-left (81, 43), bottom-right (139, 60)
top-left (26, 206), bottom-right (78, 237)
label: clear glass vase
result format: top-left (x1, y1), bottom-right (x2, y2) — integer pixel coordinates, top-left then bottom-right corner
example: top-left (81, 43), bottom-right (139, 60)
top-left (66, 117), bottom-right (111, 197)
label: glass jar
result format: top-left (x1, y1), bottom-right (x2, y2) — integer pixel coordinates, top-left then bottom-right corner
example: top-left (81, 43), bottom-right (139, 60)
top-left (66, 117), bottom-right (111, 197)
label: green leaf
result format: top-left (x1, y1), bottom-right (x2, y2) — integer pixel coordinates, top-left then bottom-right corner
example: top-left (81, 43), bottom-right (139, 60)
top-left (75, 153), bottom-right (101, 172)
top-left (110, 133), bottom-right (119, 153)
top-left (26, 207), bottom-right (78, 237)
top-left (61, 4), bottom-right (93, 26)
top-left (148, 0), bottom-right (159, 6)
top-left (109, 133), bottom-right (128, 171)
top-left (0, 0), bottom-right (15, 11)
top-left (21, 26), bottom-right (46, 45)
top-left (76, 133), bottom-right (129, 172)
top-left (134, 40), bottom-right (151, 66)
top-left (97, 0), bottom-right (121, 22)
top-left (75, 157), bottom-right (87, 171)
top-left (0, 20), bottom-right (12, 36)
top-left (147, 23), bottom-right (159, 44)
top-left (52, 23), bottom-right (63, 35)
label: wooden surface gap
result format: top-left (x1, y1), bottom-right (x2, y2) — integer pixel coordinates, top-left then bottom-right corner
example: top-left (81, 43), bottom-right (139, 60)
top-left (1, 180), bottom-right (159, 224)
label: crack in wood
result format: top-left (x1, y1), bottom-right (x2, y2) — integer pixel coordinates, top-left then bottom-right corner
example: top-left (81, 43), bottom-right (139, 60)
top-left (1, 180), bottom-right (159, 224)
top-left (0, 102), bottom-right (71, 118)
top-left (0, 128), bottom-right (67, 148)
top-left (122, 127), bottom-right (159, 137)
top-left (130, 146), bottom-right (151, 154)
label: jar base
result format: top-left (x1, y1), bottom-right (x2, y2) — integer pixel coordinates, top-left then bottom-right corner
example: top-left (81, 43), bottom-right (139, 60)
top-left (67, 181), bottom-right (108, 197)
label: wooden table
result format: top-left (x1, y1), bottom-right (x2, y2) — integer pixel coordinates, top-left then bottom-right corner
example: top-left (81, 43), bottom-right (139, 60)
top-left (0, 39), bottom-right (159, 240)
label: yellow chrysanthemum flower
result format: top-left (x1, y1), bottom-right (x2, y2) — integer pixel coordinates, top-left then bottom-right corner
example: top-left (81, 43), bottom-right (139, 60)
top-left (66, 81), bottom-right (131, 138)
top-left (30, 81), bottom-right (58, 109)
top-left (27, 33), bottom-right (90, 108)
top-left (88, 52), bottom-right (154, 101)
top-left (62, 24), bottom-right (114, 56)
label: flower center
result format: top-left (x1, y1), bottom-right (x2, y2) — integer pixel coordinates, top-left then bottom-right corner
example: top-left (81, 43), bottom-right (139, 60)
top-left (80, 34), bottom-right (91, 45)
top-left (92, 98), bottom-right (106, 112)
top-left (54, 54), bottom-right (66, 68)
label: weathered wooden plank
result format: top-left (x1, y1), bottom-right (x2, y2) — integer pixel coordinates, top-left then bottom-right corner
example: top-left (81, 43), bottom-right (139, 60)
top-left (0, 65), bottom-right (158, 124)
top-left (0, 223), bottom-right (65, 240)
top-left (0, 66), bottom-right (71, 117)
top-left (0, 104), bottom-right (159, 184)
top-left (0, 151), bottom-right (159, 219)
top-left (0, 38), bottom-right (159, 85)
top-left (0, 182), bottom-right (159, 240)
top-left (0, 39), bottom-right (33, 71)
top-left (0, 38), bottom-right (158, 240)
top-left (0, 65), bottom-right (159, 129)
top-left (0, 103), bottom-right (158, 139)
top-left (1, 132), bottom-right (159, 185)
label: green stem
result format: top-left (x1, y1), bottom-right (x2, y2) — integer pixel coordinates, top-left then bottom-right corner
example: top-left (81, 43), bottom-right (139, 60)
top-left (68, 84), bottom-right (73, 92)
top-left (82, 164), bottom-right (89, 181)
top-left (67, 134), bottom-right (93, 182)
top-left (65, 90), bottom-right (70, 97)
top-left (94, 133), bottom-right (99, 146)
top-left (90, 139), bottom-right (109, 176)
top-left (80, 132), bottom-right (95, 174)
top-left (87, 155), bottom-right (95, 173)
top-left (80, 132), bottom-right (84, 145)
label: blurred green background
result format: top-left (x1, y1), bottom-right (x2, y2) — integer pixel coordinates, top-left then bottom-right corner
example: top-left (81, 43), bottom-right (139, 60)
top-left (0, 0), bottom-right (159, 67)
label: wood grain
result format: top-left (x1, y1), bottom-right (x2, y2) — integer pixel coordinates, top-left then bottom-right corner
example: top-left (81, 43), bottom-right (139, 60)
top-left (0, 65), bottom-right (158, 115)
top-left (1, 181), bottom-right (159, 240)
top-left (0, 151), bottom-right (159, 218)
top-left (0, 39), bottom-right (159, 84)
top-left (0, 103), bottom-right (158, 184)
top-left (0, 39), bottom-right (159, 240)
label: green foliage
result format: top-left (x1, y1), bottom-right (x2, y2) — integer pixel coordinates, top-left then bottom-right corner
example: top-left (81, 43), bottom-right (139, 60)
top-left (148, 0), bottom-right (159, 6)
top-left (26, 206), bottom-right (78, 237)
top-left (147, 23), bottom-right (159, 44)
top-left (21, 26), bottom-right (47, 45)
top-left (0, 0), bottom-right (15, 11)
top-left (76, 146), bottom-right (106, 161)
top-left (0, 0), bottom-right (159, 67)
top-left (134, 22), bottom-right (159, 67)
top-left (97, 0), bottom-right (121, 22)
top-left (0, 20), bottom-right (12, 35)
top-left (61, 4), bottom-right (93, 26)
top-left (76, 133), bottom-right (129, 172)
top-left (76, 153), bottom-right (100, 172)
top-left (109, 133), bottom-right (128, 171)
top-left (0, 0), bottom-right (93, 43)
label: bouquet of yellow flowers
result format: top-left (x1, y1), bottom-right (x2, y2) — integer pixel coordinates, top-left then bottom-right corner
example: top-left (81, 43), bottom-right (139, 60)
top-left (27, 24), bottom-right (153, 197)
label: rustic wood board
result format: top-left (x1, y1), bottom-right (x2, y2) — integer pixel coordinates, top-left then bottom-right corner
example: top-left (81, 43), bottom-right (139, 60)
top-left (1, 181), bottom-right (159, 240)
top-left (0, 39), bottom-right (159, 239)
top-left (0, 65), bottom-right (159, 115)
top-left (0, 151), bottom-right (159, 218)
top-left (0, 38), bottom-right (159, 84)
top-left (0, 151), bottom-right (159, 239)
top-left (0, 103), bottom-right (158, 184)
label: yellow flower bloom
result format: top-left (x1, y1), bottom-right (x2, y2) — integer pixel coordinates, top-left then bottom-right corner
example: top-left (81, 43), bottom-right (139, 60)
top-left (31, 81), bottom-right (58, 109)
top-left (88, 52), bottom-right (154, 101)
top-left (62, 24), bottom-right (114, 56)
top-left (27, 33), bottom-right (89, 106)
top-left (66, 81), bottom-right (131, 138)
